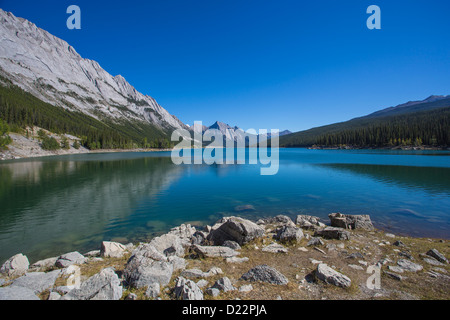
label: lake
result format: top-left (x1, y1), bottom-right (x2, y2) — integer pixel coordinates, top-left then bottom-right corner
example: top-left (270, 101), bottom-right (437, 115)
top-left (0, 148), bottom-right (449, 264)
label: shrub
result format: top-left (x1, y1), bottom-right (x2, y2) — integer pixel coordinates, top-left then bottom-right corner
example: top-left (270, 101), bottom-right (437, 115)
top-left (42, 136), bottom-right (60, 151)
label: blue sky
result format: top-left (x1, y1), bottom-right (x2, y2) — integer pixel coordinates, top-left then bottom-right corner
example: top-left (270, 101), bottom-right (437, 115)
top-left (1, 0), bottom-right (449, 132)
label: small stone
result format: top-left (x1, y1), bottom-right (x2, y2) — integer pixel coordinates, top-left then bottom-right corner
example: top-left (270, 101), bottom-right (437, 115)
top-left (241, 265), bottom-right (288, 285)
top-left (307, 237), bottom-right (324, 247)
top-left (348, 264), bottom-right (364, 271)
top-left (387, 266), bottom-right (404, 273)
top-left (125, 293), bottom-right (138, 300)
top-left (262, 243), bottom-right (288, 253)
top-left (384, 271), bottom-right (405, 281)
top-left (239, 284), bottom-right (253, 293)
top-left (226, 257), bottom-right (249, 264)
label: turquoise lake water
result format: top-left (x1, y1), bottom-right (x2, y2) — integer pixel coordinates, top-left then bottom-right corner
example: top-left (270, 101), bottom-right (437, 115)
top-left (0, 148), bottom-right (449, 263)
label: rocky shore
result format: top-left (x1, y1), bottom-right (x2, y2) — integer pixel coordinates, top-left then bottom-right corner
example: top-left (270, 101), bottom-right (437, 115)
top-left (0, 213), bottom-right (448, 300)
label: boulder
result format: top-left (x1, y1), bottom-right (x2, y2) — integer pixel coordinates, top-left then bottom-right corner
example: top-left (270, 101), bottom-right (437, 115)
top-left (207, 217), bottom-right (265, 246)
top-left (211, 277), bottom-right (235, 292)
top-left (100, 241), bottom-right (127, 258)
top-left (328, 213), bottom-right (374, 230)
top-left (262, 243), bottom-right (289, 253)
top-left (174, 276), bottom-right (203, 300)
top-left (124, 245), bottom-right (174, 289)
top-left (29, 257), bottom-right (58, 271)
top-left (223, 240), bottom-right (241, 250)
top-left (295, 215), bottom-right (325, 229)
top-left (181, 269), bottom-right (208, 279)
top-left (0, 254), bottom-right (30, 277)
top-left (426, 249), bottom-right (448, 264)
top-left (275, 226), bottom-right (304, 243)
top-left (191, 245), bottom-right (239, 258)
top-left (259, 215), bottom-right (296, 227)
top-left (397, 259), bottom-right (423, 272)
top-left (307, 237), bottom-right (325, 247)
top-left (316, 264), bottom-right (351, 288)
top-left (61, 268), bottom-right (122, 300)
top-left (0, 285), bottom-right (40, 300)
top-left (55, 252), bottom-right (86, 268)
top-left (149, 233), bottom-right (185, 257)
top-left (240, 265), bottom-right (288, 285)
top-left (11, 270), bottom-right (61, 294)
top-left (314, 227), bottom-right (351, 240)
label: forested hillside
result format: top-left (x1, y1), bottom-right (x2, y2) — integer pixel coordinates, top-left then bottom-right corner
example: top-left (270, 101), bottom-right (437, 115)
top-left (0, 79), bottom-right (174, 150)
top-left (280, 98), bottom-right (450, 148)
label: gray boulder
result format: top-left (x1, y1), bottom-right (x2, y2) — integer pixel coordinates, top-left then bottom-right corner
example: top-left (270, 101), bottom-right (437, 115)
top-left (149, 233), bottom-right (185, 257)
top-left (55, 252), bottom-right (86, 268)
top-left (259, 215), bottom-right (296, 227)
top-left (174, 276), bottom-right (203, 300)
top-left (296, 215), bottom-right (325, 229)
top-left (29, 257), bottom-right (58, 272)
top-left (328, 213), bottom-right (374, 230)
top-left (61, 268), bottom-right (122, 300)
top-left (191, 245), bottom-right (239, 258)
top-left (314, 227), bottom-right (351, 240)
top-left (207, 217), bottom-right (265, 246)
top-left (0, 285), bottom-right (40, 300)
top-left (426, 249), bottom-right (448, 264)
top-left (0, 254), bottom-right (29, 277)
top-left (316, 264), bottom-right (351, 288)
top-left (212, 277), bottom-right (235, 292)
top-left (262, 243), bottom-right (289, 253)
top-left (206, 287), bottom-right (220, 297)
top-left (124, 244), bottom-right (174, 289)
top-left (241, 265), bottom-right (288, 285)
top-left (11, 270), bottom-right (60, 294)
top-left (307, 237), bottom-right (325, 247)
top-left (275, 226), bottom-right (304, 243)
top-left (100, 241), bottom-right (127, 258)
top-left (223, 240), bottom-right (241, 250)
top-left (397, 259), bottom-right (423, 272)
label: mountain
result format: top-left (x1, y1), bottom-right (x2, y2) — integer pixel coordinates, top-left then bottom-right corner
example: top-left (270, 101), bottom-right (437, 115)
top-left (279, 96), bottom-right (450, 148)
top-left (0, 9), bottom-right (187, 148)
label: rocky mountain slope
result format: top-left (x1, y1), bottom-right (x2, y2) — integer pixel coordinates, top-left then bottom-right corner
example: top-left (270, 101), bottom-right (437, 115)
top-left (0, 9), bottom-right (187, 135)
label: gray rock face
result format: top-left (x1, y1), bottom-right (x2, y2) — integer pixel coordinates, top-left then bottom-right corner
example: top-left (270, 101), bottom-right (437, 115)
top-left (275, 226), bottom-right (304, 243)
top-left (328, 213), bottom-right (374, 230)
top-left (316, 264), bottom-right (351, 288)
top-left (207, 217), bottom-right (265, 246)
top-left (191, 245), bottom-right (239, 258)
top-left (174, 277), bottom-right (204, 300)
top-left (55, 252), bottom-right (86, 268)
top-left (241, 265), bottom-right (288, 285)
top-left (0, 254), bottom-right (30, 277)
top-left (296, 215), bottom-right (325, 229)
top-left (11, 270), bottom-right (60, 294)
top-left (212, 277), bottom-right (235, 292)
top-left (0, 9), bottom-right (189, 136)
top-left (314, 227), bottom-right (351, 240)
top-left (397, 259), bottom-right (423, 272)
top-left (124, 245), bottom-right (174, 289)
top-left (0, 285), bottom-right (40, 300)
top-left (61, 268), bottom-right (122, 300)
top-left (145, 282), bottom-right (160, 299)
top-left (100, 241), bottom-right (127, 258)
top-left (426, 249), bottom-right (448, 264)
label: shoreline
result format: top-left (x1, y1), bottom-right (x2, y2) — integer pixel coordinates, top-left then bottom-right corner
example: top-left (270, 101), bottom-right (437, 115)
top-left (1, 213), bottom-right (448, 300)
